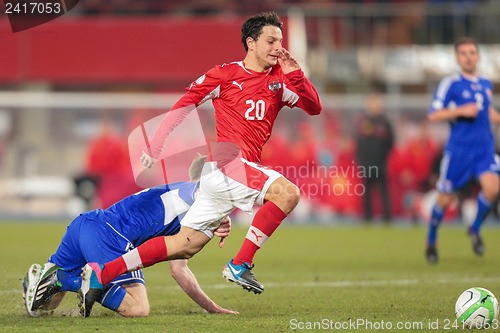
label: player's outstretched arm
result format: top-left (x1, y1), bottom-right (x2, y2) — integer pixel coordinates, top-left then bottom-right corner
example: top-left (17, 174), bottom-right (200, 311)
top-left (428, 103), bottom-right (479, 122)
top-left (169, 259), bottom-right (239, 314)
top-left (140, 97), bottom-right (198, 168)
top-left (140, 67), bottom-right (222, 168)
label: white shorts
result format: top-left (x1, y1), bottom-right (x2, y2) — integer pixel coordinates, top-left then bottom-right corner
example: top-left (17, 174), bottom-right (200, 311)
top-left (180, 158), bottom-right (282, 238)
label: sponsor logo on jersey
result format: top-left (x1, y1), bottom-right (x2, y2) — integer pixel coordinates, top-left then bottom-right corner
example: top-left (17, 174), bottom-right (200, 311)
top-left (462, 90), bottom-right (472, 99)
top-left (268, 79), bottom-right (282, 93)
top-left (470, 83), bottom-right (482, 91)
top-left (232, 81), bottom-right (244, 90)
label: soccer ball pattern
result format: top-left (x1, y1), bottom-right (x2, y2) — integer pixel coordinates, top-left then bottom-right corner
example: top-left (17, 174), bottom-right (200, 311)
top-left (455, 287), bottom-right (499, 329)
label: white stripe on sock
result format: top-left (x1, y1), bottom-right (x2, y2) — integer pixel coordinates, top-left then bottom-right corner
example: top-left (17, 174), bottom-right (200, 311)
top-left (245, 226), bottom-right (269, 248)
top-left (123, 248), bottom-right (144, 271)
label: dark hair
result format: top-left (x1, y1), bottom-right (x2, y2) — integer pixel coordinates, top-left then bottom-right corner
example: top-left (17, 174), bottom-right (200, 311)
top-left (241, 12), bottom-right (283, 52)
top-left (454, 37), bottom-right (479, 53)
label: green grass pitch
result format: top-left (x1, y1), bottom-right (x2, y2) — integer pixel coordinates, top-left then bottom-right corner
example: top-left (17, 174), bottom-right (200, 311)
top-left (1, 222), bottom-right (499, 332)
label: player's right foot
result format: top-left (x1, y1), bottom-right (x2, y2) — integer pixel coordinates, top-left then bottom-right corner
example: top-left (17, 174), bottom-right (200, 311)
top-left (22, 263), bottom-right (43, 317)
top-left (425, 244), bottom-right (438, 264)
top-left (79, 263), bottom-right (104, 317)
top-left (467, 227), bottom-right (484, 256)
top-left (222, 259), bottom-right (264, 294)
top-left (31, 263), bottom-right (63, 311)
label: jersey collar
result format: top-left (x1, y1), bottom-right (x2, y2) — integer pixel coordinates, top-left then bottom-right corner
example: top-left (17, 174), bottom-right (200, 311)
top-left (460, 72), bottom-right (479, 83)
top-left (241, 61), bottom-right (273, 76)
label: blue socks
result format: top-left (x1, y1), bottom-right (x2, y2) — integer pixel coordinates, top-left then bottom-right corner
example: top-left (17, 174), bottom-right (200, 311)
top-left (428, 192), bottom-right (492, 246)
top-left (427, 204), bottom-right (445, 246)
top-left (56, 267), bottom-right (126, 311)
top-left (56, 269), bottom-right (82, 293)
top-left (99, 284), bottom-right (127, 311)
top-left (470, 192), bottom-right (492, 235)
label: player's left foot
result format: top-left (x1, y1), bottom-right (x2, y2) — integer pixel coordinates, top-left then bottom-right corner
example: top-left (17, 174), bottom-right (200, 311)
top-left (31, 263), bottom-right (63, 311)
top-left (467, 227), bottom-right (484, 256)
top-left (79, 263), bottom-right (104, 317)
top-left (425, 244), bottom-right (438, 264)
top-left (222, 259), bottom-right (264, 294)
top-left (22, 263), bottom-right (43, 317)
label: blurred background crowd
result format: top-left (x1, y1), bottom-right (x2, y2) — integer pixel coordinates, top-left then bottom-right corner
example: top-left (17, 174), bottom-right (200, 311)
top-left (1, 0), bottom-right (500, 224)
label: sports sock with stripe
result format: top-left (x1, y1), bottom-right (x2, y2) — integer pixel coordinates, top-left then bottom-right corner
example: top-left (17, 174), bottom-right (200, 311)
top-left (99, 284), bottom-right (127, 311)
top-left (427, 203), bottom-right (445, 246)
top-left (100, 237), bottom-right (167, 286)
top-left (470, 191), bottom-right (492, 235)
top-left (233, 201), bottom-right (287, 266)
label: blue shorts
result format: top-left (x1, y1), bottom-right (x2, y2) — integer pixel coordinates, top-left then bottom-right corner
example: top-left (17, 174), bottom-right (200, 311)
top-left (49, 214), bottom-right (144, 287)
top-left (437, 149), bottom-right (499, 193)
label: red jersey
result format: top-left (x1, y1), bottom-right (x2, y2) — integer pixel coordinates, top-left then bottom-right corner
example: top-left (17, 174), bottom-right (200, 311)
top-left (149, 61), bottom-right (322, 162)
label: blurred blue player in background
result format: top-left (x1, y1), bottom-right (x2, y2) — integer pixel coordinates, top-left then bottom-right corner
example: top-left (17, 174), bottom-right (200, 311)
top-left (425, 37), bottom-right (500, 264)
top-left (23, 155), bottom-right (238, 317)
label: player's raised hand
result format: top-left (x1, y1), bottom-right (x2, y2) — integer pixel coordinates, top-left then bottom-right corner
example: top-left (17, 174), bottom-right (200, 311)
top-left (214, 216), bottom-right (231, 248)
top-left (278, 48), bottom-right (301, 74)
top-left (140, 151), bottom-right (157, 168)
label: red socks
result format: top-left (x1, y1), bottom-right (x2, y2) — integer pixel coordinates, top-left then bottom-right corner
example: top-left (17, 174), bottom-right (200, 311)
top-left (101, 236), bottom-right (168, 286)
top-left (233, 201), bottom-right (287, 266)
top-left (98, 202), bottom-right (286, 285)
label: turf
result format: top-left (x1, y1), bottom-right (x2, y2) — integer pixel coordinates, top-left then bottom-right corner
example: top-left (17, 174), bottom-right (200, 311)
top-left (1, 222), bottom-right (499, 332)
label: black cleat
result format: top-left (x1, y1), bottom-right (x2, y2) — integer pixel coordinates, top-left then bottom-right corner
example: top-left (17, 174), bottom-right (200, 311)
top-left (32, 263), bottom-right (63, 311)
top-left (22, 263), bottom-right (43, 317)
top-left (222, 259), bottom-right (264, 294)
top-left (468, 228), bottom-right (484, 256)
top-left (426, 245), bottom-right (438, 264)
top-left (79, 263), bottom-right (104, 317)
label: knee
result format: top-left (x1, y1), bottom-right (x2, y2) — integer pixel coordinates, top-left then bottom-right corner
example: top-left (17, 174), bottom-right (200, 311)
top-left (177, 245), bottom-right (201, 260)
top-left (437, 193), bottom-right (454, 209)
top-left (133, 304), bottom-right (150, 317)
top-left (121, 303), bottom-right (150, 318)
top-left (483, 186), bottom-right (499, 202)
top-left (283, 183), bottom-right (300, 212)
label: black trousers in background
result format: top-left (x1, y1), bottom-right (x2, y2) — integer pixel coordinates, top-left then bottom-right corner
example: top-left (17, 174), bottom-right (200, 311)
top-left (362, 174), bottom-right (391, 222)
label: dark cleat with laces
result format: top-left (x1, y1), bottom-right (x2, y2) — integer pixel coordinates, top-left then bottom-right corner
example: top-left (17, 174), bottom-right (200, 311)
top-left (222, 259), bottom-right (264, 294)
top-left (31, 263), bottom-right (63, 311)
top-left (425, 244), bottom-right (438, 264)
top-left (79, 263), bottom-right (104, 317)
top-left (467, 227), bottom-right (484, 256)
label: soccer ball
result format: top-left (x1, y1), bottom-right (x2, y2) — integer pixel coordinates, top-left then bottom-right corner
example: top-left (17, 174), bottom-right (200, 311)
top-left (455, 287), bottom-right (499, 329)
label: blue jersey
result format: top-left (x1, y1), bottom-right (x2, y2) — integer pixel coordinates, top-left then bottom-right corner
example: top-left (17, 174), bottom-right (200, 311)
top-left (84, 181), bottom-right (199, 247)
top-left (429, 73), bottom-right (494, 153)
top-left (49, 181), bottom-right (199, 290)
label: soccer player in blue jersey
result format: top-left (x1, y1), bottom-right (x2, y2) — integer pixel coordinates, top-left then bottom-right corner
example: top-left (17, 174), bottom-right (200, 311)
top-left (425, 37), bottom-right (500, 264)
top-left (23, 156), bottom-right (238, 317)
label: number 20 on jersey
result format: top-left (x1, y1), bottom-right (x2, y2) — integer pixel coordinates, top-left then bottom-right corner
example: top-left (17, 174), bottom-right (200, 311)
top-left (245, 100), bottom-right (266, 120)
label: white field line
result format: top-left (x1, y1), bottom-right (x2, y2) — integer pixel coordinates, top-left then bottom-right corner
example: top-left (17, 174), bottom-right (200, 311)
top-left (3, 276), bottom-right (500, 295)
top-left (208, 276), bottom-right (500, 290)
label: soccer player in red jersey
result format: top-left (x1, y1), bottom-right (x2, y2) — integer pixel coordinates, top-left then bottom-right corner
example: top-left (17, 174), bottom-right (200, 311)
top-left (81, 12), bottom-right (322, 306)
